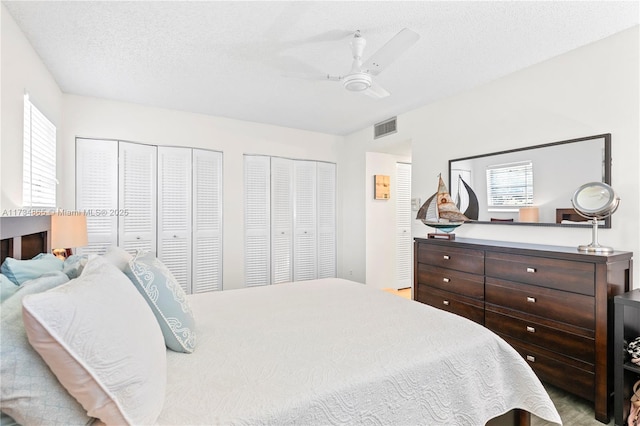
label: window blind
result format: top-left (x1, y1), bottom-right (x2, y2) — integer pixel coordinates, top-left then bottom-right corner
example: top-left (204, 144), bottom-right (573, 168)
top-left (486, 160), bottom-right (533, 208)
top-left (23, 94), bottom-right (56, 209)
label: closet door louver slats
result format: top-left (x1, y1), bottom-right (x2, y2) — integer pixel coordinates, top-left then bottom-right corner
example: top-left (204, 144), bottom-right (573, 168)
top-left (271, 157), bottom-right (293, 284)
top-left (396, 163), bottom-right (412, 289)
top-left (193, 149), bottom-right (223, 293)
top-left (244, 156), bottom-right (336, 287)
top-left (293, 161), bottom-right (317, 282)
top-left (75, 139), bottom-right (118, 255)
top-left (119, 142), bottom-right (157, 255)
top-left (244, 155), bottom-right (271, 287)
top-left (317, 162), bottom-right (336, 279)
top-left (77, 139), bottom-right (222, 294)
top-left (158, 147), bottom-right (192, 293)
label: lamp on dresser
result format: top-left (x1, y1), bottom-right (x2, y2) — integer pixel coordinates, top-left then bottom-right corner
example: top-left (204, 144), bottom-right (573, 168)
top-left (50, 213), bottom-right (88, 260)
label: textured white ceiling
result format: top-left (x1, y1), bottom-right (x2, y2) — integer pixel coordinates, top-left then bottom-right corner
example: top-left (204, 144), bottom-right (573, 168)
top-left (3, 1), bottom-right (639, 136)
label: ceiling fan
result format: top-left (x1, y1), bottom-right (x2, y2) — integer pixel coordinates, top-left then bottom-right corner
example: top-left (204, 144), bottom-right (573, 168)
top-left (324, 28), bottom-right (420, 99)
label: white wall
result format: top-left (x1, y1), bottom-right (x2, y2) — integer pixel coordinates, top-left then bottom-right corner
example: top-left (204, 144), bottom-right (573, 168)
top-left (365, 152), bottom-right (411, 289)
top-left (343, 26), bottom-right (640, 288)
top-left (1, 4), bottom-right (62, 212)
top-left (1, 6), bottom-right (341, 290)
top-left (59, 95), bottom-right (340, 290)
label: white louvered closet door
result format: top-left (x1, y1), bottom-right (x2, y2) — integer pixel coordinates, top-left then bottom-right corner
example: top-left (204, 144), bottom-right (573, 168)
top-left (271, 157), bottom-right (293, 284)
top-left (192, 149), bottom-right (223, 293)
top-left (158, 147), bottom-right (192, 293)
top-left (396, 162), bottom-right (412, 289)
top-left (293, 160), bottom-right (317, 281)
top-left (317, 162), bottom-right (336, 279)
top-left (244, 155), bottom-right (271, 287)
top-left (75, 139), bottom-right (118, 255)
top-left (118, 142), bottom-right (157, 255)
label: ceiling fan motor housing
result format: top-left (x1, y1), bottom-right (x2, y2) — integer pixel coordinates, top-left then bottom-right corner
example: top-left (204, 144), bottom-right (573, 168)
top-left (343, 72), bottom-right (372, 91)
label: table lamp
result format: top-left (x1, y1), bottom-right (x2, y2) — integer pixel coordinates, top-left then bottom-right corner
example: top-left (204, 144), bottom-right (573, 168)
top-left (50, 213), bottom-right (88, 260)
top-left (519, 206), bottom-right (539, 223)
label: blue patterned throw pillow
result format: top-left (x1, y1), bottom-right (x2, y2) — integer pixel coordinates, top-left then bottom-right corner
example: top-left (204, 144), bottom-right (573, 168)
top-left (124, 251), bottom-right (196, 353)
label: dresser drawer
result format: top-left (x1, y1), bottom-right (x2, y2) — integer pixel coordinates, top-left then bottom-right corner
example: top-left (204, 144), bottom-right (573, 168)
top-left (416, 285), bottom-right (484, 325)
top-left (416, 263), bottom-right (484, 299)
top-left (485, 310), bottom-right (594, 364)
top-left (417, 244), bottom-right (484, 275)
top-left (486, 278), bottom-right (595, 330)
top-left (485, 252), bottom-right (595, 296)
top-left (500, 335), bottom-right (595, 401)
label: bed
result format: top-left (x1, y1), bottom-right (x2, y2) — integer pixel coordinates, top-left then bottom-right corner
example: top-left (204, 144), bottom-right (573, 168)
top-left (0, 219), bottom-right (561, 426)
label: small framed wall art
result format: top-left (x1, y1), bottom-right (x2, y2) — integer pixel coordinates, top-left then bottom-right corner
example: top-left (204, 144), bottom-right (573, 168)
top-left (374, 175), bottom-right (390, 200)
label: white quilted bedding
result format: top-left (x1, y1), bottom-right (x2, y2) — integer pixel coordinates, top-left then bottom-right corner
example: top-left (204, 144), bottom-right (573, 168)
top-left (157, 278), bottom-right (561, 425)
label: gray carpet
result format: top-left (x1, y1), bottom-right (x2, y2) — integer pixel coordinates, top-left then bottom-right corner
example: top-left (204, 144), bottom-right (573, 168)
top-left (532, 384), bottom-right (614, 426)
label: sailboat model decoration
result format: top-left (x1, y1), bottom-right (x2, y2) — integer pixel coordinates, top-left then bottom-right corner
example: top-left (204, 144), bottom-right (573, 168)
top-left (416, 174), bottom-right (470, 240)
top-left (454, 175), bottom-right (479, 221)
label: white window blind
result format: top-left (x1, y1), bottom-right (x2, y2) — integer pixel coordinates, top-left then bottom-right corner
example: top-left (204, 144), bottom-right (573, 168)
top-left (486, 161), bottom-right (533, 208)
top-left (23, 94), bottom-right (56, 208)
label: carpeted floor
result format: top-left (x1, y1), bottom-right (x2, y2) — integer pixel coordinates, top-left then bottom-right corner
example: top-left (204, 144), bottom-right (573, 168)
top-left (532, 384), bottom-right (613, 426)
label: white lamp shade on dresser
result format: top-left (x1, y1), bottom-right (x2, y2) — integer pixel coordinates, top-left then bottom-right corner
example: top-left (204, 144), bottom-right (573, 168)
top-left (50, 214), bottom-right (88, 250)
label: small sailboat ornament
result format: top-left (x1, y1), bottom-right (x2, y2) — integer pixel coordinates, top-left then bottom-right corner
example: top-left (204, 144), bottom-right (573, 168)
top-left (416, 174), bottom-right (470, 240)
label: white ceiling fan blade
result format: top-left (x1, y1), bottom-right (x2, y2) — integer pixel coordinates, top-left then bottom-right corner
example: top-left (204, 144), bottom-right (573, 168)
top-left (362, 28), bottom-right (420, 76)
top-left (276, 55), bottom-right (328, 80)
top-left (363, 80), bottom-right (390, 99)
top-left (293, 29), bottom-right (354, 45)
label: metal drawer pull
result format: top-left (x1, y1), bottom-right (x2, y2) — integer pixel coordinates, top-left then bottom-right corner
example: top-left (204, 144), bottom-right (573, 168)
top-left (443, 278), bottom-right (450, 283)
top-left (526, 267), bottom-right (536, 273)
top-left (443, 300), bottom-right (450, 306)
top-left (443, 255), bottom-right (450, 260)
top-left (526, 326), bottom-right (536, 333)
top-left (526, 355), bottom-right (536, 363)
top-left (526, 297), bottom-right (536, 303)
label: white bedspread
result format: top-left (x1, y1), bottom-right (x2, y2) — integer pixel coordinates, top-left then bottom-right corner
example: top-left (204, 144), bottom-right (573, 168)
top-left (158, 278), bottom-right (561, 425)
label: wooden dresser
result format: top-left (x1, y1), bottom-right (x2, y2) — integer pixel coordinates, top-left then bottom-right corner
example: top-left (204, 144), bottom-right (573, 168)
top-left (414, 237), bottom-right (633, 423)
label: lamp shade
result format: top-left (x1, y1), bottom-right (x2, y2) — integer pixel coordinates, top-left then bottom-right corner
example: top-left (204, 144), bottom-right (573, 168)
top-left (50, 214), bottom-right (88, 249)
top-left (519, 206), bottom-right (539, 223)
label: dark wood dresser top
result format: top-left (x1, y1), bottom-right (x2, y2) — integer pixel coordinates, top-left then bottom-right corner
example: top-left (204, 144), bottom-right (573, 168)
top-left (414, 237), bottom-right (632, 263)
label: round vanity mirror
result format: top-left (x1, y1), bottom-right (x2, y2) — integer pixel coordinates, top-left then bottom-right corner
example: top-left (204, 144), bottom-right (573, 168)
top-left (571, 182), bottom-right (620, 253)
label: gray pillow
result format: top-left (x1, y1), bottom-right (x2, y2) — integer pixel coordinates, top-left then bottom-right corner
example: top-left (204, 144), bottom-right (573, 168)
top-left (124, 251), bottom-right (196, 353)
top-left (0, 271), bottom-right (93, 425)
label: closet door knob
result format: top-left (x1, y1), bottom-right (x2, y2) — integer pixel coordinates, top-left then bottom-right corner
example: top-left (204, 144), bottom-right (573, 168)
top-left (443, 300), bottom-right (450, 306)
top-left (443, 278), bottom-right (450, 283)
top-left (443, 255), bottom-right (450, 260)
top-left (526, 267), bottom-right (536, 273)
top-left (526, 355), bottom-right (536, 363)
top-left (527, 297), bottom-right (536, 303)
top-left (526, 326), bottom-right (536, 333)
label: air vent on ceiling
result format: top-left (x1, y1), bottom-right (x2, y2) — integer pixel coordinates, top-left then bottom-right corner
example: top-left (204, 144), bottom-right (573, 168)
top-left (374, 117), bottom-right (397, 139)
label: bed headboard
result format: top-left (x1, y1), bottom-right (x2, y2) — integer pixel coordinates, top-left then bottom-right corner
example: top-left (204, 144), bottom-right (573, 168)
top-left (0, 216), bottom-right (50, 262)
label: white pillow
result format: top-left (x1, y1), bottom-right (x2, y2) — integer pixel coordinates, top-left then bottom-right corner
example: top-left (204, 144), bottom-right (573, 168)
top-left (102, 245), bottom-right (133, 271)
top-left (22, 256), bottom-right (166, 425)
